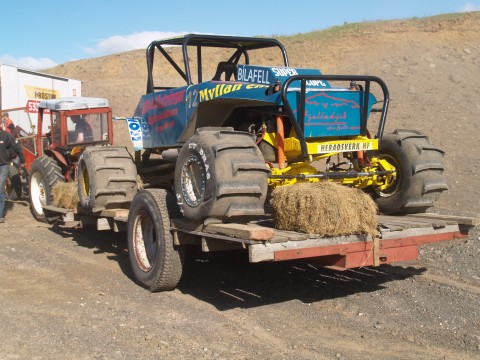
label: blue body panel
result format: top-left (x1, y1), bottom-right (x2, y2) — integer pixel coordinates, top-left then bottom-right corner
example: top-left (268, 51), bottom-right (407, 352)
top-left (132, 65), bottom-right (377, 148)
top-left (133, 87), bottom-right (188, 148)
top-left (287, 90), bottom-right (377, 137)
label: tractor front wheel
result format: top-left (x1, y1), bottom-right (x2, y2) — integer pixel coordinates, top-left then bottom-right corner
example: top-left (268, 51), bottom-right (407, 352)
top-left (77, 146), bottom-right (137, 213)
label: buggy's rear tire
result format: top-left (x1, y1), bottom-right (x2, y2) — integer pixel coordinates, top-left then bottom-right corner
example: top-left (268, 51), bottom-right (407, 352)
top-left (127, 189), bottom-right (184, 292)
top-left (29, 156), bottom-right (64, 222)
top-left (174, 128), bottom-right (270, 221)
top-left (372, 129), bottom-right (448, 214)
top-left (77, 146), bottom-right (137, 213)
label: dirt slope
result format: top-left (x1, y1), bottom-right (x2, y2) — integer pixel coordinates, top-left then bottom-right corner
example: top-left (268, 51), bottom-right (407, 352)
top-left (45, 12), bottom-right (480, 216)
top-left (1, 12), bottom-right (479, 360)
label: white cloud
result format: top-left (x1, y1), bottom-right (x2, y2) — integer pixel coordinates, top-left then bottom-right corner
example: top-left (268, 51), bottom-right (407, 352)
top-left (460, 2), bottom-right (480, 12)
top-left (1, 31), bottom-right (192, 69)
top-left (0, 55), bottom-right (57, 70)
top-left (83, 31), bottom-right (186, 57)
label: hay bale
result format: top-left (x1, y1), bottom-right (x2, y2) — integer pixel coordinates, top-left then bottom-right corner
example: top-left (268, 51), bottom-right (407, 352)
top-left (52, 182), bottom-right (79, 209)
top-left (272, 182), bottom-right (378, 236)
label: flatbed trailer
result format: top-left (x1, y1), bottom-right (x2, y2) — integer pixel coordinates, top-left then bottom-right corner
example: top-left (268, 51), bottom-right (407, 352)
top-left (42, 205), bottom-right (478, 270)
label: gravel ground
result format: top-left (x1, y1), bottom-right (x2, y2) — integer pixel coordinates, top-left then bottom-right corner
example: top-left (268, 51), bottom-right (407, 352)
top-left (0, 201), bottom-right (478, 360)
top-left (2, 12), bottom-right (480, 360)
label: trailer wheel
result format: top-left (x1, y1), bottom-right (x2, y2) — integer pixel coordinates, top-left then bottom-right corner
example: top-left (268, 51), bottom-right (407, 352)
top-left (174, 128), bottom-right (269, 220)
top-left (29, 156), bottom-right (64, 222)
top-left (371, 129), bottom-right (448, 214)
top-left (77, 146), bottom-right (137, 213)
top-left (127, 189), bottom-right (184, 292)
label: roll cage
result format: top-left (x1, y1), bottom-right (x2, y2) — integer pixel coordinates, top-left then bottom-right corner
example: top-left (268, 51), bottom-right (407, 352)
top-left (146, 34), bottom-right (289, 93)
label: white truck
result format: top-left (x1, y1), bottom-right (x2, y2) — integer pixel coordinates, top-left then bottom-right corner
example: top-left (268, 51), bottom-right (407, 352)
top-left (0, 64), bottom-right (81, 134)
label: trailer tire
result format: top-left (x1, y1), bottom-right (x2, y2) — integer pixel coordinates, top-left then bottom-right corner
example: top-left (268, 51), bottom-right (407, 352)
top-left (127, 189), bottom-right (184, 292)
top-left (77, 146), bottom-right (137, 213)
top-left (174, 128), bottom-right (269, 220)
top-left (371, 129), bottom-right (448, 214)
top-left (29, 156), bottom-right (64, 222)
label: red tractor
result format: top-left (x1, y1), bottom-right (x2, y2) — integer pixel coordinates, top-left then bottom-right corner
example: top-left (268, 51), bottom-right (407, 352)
top-left (28, 97), bottom-right (137, 222)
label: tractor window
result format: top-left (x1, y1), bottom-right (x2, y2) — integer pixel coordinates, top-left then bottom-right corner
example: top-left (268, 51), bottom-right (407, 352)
top-left (67, 112), bottom-right (109, 144)
top-left (88, 112), bottom-right (109, 142)
top-left (51, 112), bottom-right (61, 144)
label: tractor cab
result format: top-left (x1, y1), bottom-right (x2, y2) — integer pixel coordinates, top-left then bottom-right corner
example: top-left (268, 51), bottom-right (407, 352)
top-left (36, 97), bottom-right (113, 158)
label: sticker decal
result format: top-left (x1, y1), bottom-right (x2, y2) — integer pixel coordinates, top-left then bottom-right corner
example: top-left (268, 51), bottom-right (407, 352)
top-left (126, 117), bottom-right (144, 151)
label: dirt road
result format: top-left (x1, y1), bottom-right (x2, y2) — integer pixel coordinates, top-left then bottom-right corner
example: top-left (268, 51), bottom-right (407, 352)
top-left (1, 201), bottom-right (479, 360)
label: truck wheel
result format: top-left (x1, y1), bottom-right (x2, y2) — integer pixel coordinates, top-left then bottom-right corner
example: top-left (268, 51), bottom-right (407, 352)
top-left (174, 128), bottom-right (270, 220)
top-left (29, 156), bottom-right (64, 222)
top-left (372, 129), bottom-right (448, 214)
top-left (127, 189), bottom-right (184, 292)
top-left (77, 146), bottom-right (137, 213)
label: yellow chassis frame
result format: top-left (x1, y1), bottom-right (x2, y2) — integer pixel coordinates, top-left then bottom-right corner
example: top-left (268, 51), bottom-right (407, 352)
top-left (263, 133), bottom-right (396, 191)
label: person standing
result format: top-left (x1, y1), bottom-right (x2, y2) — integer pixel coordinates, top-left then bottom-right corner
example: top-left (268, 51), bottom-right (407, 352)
top-left (0, 122), bottom-right (25, 223)
top-left (1, 112), bottom-right (15, 134)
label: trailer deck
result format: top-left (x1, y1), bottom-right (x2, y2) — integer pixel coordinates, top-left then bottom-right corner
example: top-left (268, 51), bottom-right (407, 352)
top-left (44, 206), bottom-right (480, 270)
top-left (172, 213), bottom-right (478, 269)
top-left (43, 204), bottom-right (478, 270)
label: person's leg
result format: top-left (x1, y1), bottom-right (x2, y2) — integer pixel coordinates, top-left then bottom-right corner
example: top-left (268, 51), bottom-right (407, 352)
top-left (0, 164), bottom-right (9, 219)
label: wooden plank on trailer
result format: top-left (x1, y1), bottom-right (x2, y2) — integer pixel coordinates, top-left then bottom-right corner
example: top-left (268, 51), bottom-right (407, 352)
top-left (377, 220), bottom-right (411, 230)
top-left (397, 215), bottom-right (447, 228)
top-left (271, 229), bottom-right (309, 243)
top-left (408, 213), bottom-right (480, 226)
top-left (62, 211), bottom-right (76, 222)
top-left (99, 209), bottom-right (129, 218)
top-left (43, 205), bottom-right (72, 214)
top-left (97, 218), bottom-right (112, 231)
top-left (379, 215), bottom-right (435, 227)
top-left (249, 234), bottom-right (372, 262)
top-left (380, 224), bottom-right (461, 240)
top-left (378, 222), bottom-right (407, 232)
top-left (378, 215), bottom-right (446, 229)
top-left (204, 223), bottom-right (274, 241)
top-left (373, 237), bottom-right (380, 266)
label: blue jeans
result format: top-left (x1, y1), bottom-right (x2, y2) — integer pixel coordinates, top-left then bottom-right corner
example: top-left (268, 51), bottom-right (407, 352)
top-left (0, 164), bottom-right (9, 218)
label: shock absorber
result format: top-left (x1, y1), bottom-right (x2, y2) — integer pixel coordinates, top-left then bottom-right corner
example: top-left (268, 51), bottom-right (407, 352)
top-left (276, 115), bottom-right (286, 169)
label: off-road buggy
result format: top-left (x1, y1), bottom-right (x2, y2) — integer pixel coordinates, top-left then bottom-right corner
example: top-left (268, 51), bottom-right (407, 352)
top-left (130, 34), bottom-right (447, 221)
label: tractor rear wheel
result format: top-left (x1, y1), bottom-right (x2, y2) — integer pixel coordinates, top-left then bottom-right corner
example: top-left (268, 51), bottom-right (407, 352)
top-left (6, 164), bottom-right (22, 200)
top-left (174, 128), bottom-right (270, 221)
top-left (371, 129), bottom-right (448, 214)
top-left (77, 146), bottom-right (137, 213)
top-left (127, 189), bottom-right (184, 292)
top-left (29, 156), bottom-right (64, 222)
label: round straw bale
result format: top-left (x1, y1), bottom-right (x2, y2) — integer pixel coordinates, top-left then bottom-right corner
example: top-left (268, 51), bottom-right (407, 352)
top-left (52, 182), bottom-right (80, 209)
top-left (272, 182), bottom-right (378, 236)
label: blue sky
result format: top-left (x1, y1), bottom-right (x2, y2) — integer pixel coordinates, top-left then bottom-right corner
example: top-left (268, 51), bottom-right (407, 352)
top-left (1, 0), bottom-right (479, 70)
